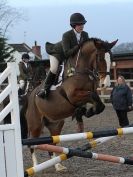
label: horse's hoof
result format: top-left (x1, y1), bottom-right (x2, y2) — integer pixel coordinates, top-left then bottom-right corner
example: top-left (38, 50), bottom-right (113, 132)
top-left (55, 163), bottom-right (67, 172)
top-left (77, 122), bottom-right (84, 133)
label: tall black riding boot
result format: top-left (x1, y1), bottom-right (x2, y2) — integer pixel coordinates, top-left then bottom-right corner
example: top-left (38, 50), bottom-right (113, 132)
top-left (37, 71), bottom-right (56, 99)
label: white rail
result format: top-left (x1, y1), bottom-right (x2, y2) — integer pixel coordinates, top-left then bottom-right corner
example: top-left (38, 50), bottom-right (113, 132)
top-left (0, 63), bottom-right (24, 177)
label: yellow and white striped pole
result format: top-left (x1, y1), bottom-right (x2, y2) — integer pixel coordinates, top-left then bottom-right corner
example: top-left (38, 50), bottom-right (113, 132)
top-left (22, 127), bottom-right (133, 146)
top-left (24, 154), bottom-right (67, 177)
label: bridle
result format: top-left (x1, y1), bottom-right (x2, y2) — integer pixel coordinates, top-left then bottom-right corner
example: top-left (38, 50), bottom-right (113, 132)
top-left (67, 48), bottom-right (102, 82)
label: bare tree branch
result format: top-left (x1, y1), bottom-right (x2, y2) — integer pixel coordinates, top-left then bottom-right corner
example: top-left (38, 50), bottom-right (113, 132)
top-left (0, 0), bottom-right (25, 36)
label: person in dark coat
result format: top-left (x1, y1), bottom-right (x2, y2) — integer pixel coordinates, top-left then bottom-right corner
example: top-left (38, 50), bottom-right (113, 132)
top-left (18, 53), bottom-right (33, 95)
top-left (37, 12), bottom-right (89, 99)
top-left (110, 75), bottom-right (132, 127)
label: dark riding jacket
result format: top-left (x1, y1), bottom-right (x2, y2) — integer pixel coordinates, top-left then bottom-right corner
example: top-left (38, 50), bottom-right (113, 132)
top-left (110, 84), bottom-right (132, 110)
top-left (18, 62), bottom-right (33, 81)
top-left (46, 29), bottom-right (89, 63)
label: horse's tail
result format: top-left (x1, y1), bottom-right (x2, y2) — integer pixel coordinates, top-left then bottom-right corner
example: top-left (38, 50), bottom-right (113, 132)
top-left (19, 95), bottom-right (29, 139)
top-left (20, 107), bottom-right (28, 139)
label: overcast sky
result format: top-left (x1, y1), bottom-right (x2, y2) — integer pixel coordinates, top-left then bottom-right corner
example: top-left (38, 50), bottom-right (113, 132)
top-left (7, 0), bottom-right (133, 52)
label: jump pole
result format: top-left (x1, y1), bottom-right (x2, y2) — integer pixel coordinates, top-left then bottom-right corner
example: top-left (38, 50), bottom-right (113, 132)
top-left (22, 127), bottom-right (133, 145)
top-left (24, 144), bottom-right (133, 177)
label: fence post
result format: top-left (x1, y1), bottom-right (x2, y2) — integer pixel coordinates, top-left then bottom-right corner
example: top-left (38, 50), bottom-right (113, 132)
top-left (0, 62), bottom-right (24, 177)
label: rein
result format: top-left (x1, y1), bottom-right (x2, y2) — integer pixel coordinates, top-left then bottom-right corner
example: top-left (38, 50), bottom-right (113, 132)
top-left (19, 79), bottom-right (37, 98)
top-left (67, 48), bottom-right (99, 81)
top-left (19, 81), bottom-right (31, 98)
top-left (75, 69), bottom-right (99, 81)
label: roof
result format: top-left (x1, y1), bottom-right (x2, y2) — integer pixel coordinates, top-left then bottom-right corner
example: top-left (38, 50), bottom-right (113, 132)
top-left (9, 43), bottom-right (31, 53)
top-left (9, 43), bottom-right (42, 60)
top-left (112, 52), bottom-right (133, 61)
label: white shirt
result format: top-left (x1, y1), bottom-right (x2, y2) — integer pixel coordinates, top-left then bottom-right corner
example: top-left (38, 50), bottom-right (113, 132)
top-left (22, 61), bottom-right (28, 68)
top-left (73, 29), bottom-right (81, 43)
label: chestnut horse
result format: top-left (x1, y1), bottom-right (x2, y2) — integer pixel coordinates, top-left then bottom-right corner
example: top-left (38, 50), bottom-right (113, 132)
top-left (74, 43), bottom-right (114, 132)
top-left (26, 38), bottom-right (117, 170)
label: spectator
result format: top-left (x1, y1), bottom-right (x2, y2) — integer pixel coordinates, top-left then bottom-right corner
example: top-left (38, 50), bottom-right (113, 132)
top-left (110, 75), bottom-right (132, 127)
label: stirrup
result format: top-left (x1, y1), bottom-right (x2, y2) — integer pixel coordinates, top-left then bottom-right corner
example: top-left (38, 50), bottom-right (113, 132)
top-left (37, 89), bottom-right (49, 99)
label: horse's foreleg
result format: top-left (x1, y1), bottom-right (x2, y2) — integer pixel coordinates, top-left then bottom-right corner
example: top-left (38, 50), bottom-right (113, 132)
top-left (74, 106), bottom-right (86, 132)
top-left (30, 147), bottom-right (38, 166)
top-left (85, 107), bottom-right (96, 118)
top-left (76, 121), bottom-right (84, 133)
top-left (93, 92), bottom-right (105, 114)
top-left (46, 120), bottom-right (67, 171)
top-left (85, 92), bottom-right (105, 118)
top-left (29, 126), bottom-right (42, 166)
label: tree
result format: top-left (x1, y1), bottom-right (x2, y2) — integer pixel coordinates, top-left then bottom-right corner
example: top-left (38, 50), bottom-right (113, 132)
top-left (0, 0), bottom-right (24, 36)
top-left (0, 32), bottom-right (15, 72)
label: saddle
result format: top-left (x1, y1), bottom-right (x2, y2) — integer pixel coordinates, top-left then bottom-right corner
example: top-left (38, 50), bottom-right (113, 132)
top-left (46, 41), bottom-right (67, 63)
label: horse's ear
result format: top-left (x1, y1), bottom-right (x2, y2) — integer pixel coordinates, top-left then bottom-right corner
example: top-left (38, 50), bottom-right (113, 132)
top-left (108, 39), bottom-right (118, 49)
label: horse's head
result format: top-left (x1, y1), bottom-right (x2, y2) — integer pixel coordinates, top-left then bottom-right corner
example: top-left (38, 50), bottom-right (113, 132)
top-left (32, 66), bottom-right (46, 87)
top-left (94, 39), bottom-right (118, 88)
top-left (80, 38), bottom-right (118, 88)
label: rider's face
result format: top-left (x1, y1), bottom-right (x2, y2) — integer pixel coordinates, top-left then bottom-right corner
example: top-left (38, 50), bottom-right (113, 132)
top-left (23, 58), bottom-right (29, 63)
top-left (75, 24), bottom-right (84, 33)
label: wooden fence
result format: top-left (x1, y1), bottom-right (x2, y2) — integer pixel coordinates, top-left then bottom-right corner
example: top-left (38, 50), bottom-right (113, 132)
top-left (98, 79), bottom-right (133, 103)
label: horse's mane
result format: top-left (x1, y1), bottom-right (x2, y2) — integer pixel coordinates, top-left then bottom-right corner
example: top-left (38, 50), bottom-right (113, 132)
top-left (84, 37), bottom-right (111, 52)
top-left (84, 37), bottom-right (108, 45)
top-left (89, 37), bottom-right (104, 42)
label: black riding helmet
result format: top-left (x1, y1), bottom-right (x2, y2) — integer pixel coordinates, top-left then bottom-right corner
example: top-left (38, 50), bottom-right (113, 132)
top-left (70, 13), bottom-right (87, 28)
top-left (22, 53), bottom-right (30, 60)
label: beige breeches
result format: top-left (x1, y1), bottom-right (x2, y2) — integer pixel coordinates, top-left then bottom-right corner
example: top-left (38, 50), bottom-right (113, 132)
top-left (49, 55), bottom-right (59, 74)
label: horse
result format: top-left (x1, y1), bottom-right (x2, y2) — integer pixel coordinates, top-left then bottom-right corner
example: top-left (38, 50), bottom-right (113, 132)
top-left (25, 38), bottom-right (118, 171)
top-left (74, 47), bottom-right (113, 132)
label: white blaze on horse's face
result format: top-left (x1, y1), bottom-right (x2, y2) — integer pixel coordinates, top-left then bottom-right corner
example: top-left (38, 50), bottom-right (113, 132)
top-left (100, 52), bottom-right (111, 88)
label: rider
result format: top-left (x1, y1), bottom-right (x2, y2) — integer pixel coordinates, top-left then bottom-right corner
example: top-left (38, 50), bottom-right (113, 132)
top-left (37, 12), bottom-right (89, 99)
top-left (18, 53), bottom-right (33, 95)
